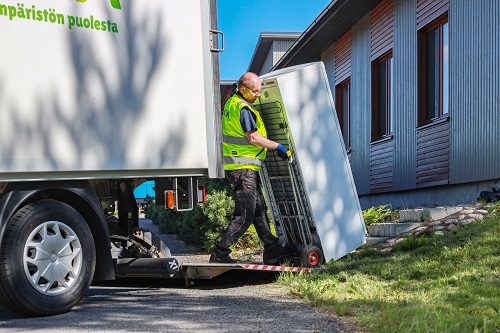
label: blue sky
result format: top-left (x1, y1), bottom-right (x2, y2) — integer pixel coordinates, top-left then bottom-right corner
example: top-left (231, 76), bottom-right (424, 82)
top-left (217, 0), bottom-right (332, 80)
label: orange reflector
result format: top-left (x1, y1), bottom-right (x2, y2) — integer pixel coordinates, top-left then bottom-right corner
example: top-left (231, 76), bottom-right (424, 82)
top-left (197, 185), bottom-right (206, 204)
top-left (165, 190), bottom-right (175, 209)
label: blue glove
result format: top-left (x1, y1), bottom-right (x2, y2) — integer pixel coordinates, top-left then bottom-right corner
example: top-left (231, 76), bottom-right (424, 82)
top-left (275, 143), bottom-right (289, 160)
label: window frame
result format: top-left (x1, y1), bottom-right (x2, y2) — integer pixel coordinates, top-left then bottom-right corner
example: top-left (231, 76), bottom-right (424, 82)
top-left (335, 78), bottom-right (351, 151)
top-left (371, 51), bottom-right (393, 142)
top-left (418, 13), bottom-right (449, 126)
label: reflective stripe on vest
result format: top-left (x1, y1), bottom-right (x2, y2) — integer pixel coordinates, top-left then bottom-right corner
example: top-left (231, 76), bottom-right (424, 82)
top-left (222, 134), bottom-right (250, 145)
top-left (223, 156), bottom-right (262, 167)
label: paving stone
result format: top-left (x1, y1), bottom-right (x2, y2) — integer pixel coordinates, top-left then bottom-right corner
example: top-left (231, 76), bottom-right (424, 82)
top-left (468, 213), bottom-right (484, 220)
top-left (368, 222), bottom-right (424, 237)
top-left (444, 218), bottom-right (458, 224)
top-left (458, 219), bottom-right (474, 226)
top-left (423, 206), bottom-right (463, 221)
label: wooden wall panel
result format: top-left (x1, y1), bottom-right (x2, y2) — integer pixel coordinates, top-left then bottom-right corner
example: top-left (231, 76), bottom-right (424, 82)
top-left (416, 0), bottom-right (449, 29)
top-left (371, 0), bottom-right (394, 60)
top-left (416, 121), bottom-right (450, 188)
top-left (370, 139), bottom-right (394, 193)
top-left (335, 31), bottom-right (352, 84)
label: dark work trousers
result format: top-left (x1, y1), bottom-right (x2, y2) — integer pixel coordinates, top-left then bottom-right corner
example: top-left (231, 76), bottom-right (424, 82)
top-left (214, 168), bottom-right (278, 257)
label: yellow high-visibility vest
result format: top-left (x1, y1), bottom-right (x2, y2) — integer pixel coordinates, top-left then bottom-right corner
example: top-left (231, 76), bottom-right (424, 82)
top-left (222, 94), bottom-right (267, 171)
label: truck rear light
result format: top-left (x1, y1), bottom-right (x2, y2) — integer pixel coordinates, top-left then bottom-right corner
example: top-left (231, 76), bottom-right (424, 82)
top-left (165, 190), bottom-right (176, 209)
top-left (197, 185), bottom-right (206, 204)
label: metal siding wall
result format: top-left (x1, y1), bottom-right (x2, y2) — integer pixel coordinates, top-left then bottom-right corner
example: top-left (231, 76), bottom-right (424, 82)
top-left (272, 40), bottom-right (295, 64)
top-left (350, 14), bottom-right (372, 195)
top-left (321, 44), bottom-right (336, 92)
top-left (450, 0), bottom-right (500, 183)
top-left (260, 50), bottom-right (274, 75)
top-left (392, 0), bottom-right (417, 191)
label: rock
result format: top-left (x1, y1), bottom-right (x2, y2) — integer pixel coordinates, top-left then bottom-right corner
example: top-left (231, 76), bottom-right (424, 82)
top-left (458, 219), bottom-right (474, 226)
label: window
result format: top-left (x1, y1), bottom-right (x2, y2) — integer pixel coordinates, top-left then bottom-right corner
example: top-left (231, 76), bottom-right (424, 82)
top-left (335, 79), bottom-right (351, 150)
top-left (371, 52), bottom-right (393, 141)
top-left (418, 15), bottom-right (449, 125)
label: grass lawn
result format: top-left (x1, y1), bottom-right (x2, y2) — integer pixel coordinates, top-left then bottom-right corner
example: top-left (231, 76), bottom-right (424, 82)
top-left (278, 212), bottom-right (500, 332)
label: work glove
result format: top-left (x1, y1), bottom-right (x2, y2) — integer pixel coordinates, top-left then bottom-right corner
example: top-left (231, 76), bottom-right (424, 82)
top-left (275, 143), bottom-right (291, 160)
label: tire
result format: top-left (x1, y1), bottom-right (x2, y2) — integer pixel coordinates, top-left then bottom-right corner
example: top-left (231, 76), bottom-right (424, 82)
top-left (0, 199), bottom-right (96, 316)
top-left (300, 245), bottom-right (324, 268)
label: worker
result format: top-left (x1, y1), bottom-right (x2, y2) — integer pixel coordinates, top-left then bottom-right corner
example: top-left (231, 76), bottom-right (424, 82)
top-left (210, 72), bottom-right (294, 264)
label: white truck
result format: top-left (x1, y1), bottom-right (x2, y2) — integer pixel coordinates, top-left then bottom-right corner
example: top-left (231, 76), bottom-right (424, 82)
top-left (0, 0), bottom-right (366, 318)
top-left (0, 0), bottom-right (224, 316)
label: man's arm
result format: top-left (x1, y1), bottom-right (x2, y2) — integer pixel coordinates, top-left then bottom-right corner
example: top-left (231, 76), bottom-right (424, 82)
top-left (245, 130), bottom-right (279, 149)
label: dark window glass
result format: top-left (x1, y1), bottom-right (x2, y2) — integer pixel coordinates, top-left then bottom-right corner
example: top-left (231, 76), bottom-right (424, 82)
top-left (419, 15), bottom-right (449, 125)
top-left (372, 53), bottom-right (393, 141)
top-left (335, 79), bottom-right (351, 149)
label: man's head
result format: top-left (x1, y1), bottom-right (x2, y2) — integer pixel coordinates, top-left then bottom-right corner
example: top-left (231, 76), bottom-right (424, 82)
top-left (238, 72), bottom-right (262, 104)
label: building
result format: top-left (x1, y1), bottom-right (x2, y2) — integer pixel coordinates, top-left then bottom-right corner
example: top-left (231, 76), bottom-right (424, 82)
top-left (250, 0), bottom-right (500, 209)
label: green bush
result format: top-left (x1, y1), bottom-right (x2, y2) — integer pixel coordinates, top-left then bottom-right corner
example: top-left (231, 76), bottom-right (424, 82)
top-left (488, 201), bottom-right (500, 216)
top-left (362, 204), bottom-right (394, 226)
top-left (199, 189), bottom-right (235, 251)
top-left (145, 178), bottom-right (277, 253)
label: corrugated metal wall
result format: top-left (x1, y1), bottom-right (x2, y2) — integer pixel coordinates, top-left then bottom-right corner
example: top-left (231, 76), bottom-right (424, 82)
top-left (272, 40), bottom-right (296, 66)
top-left (392, 0), bottom-right (417, 191)
top-left (349, 14), bottom-right (372, 195)
top-left (321, 44), bottom-right (336, 87)
top-left (260, 40), bottom-right (296, 75)
top-left (318, 0), bottom-right (499, 206)
top-left (450, 0), bottom-right (500, 183)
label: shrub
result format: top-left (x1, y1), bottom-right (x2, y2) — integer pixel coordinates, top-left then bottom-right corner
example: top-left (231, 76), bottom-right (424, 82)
top-left (199, 189), bottom-right (235, 251)
top-left (362, 204), bottom-right (394, 226)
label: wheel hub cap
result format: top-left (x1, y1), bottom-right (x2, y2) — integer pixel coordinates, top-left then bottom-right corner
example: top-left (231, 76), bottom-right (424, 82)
top-left (23, 221), bottom-right (83, 295)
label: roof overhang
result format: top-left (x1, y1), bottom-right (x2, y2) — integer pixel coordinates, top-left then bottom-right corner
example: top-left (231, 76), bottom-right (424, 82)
top-left (273, 0), bottom-right (382, 70)
top-left (248, 32), bottom-right (301, 74)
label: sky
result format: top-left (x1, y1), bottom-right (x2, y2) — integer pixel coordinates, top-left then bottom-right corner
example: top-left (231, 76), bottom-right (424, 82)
top-left (217, 0), bottom-right (332, 80)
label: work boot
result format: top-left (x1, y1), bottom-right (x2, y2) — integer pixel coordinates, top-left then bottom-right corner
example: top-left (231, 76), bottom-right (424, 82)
top-left (263, 243), bottom-right (296, 265)
top-left (209, 252), bottom-right (240, 264)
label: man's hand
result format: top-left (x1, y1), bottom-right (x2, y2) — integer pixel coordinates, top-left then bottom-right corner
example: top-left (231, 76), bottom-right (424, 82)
top-left (276, 143), bottom-right (291, 160)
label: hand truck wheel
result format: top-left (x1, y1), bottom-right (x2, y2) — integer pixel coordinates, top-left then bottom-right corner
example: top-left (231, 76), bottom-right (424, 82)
top-left (300, 245), bottom-right (324, 268)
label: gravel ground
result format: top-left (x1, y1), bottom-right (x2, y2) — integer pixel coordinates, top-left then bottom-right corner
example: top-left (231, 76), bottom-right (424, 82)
top-left (0, 219), bottom-right (362, 333)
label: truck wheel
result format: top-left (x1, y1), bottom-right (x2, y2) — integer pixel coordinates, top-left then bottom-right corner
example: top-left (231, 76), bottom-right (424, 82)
top-left (0, 199), bottom-right (96, 316)
top-left (300, 245), bottom-right (324, 268)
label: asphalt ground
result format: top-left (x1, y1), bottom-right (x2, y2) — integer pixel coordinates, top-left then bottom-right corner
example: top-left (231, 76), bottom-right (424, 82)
top-left (0, 219), bottom-right (360, 332)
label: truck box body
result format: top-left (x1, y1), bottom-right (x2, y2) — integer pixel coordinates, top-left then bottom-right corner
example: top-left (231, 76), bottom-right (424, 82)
top-left (257, 62), bottom-right (366, 262)
top-left (0, 0), bottom-right (223, 180)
